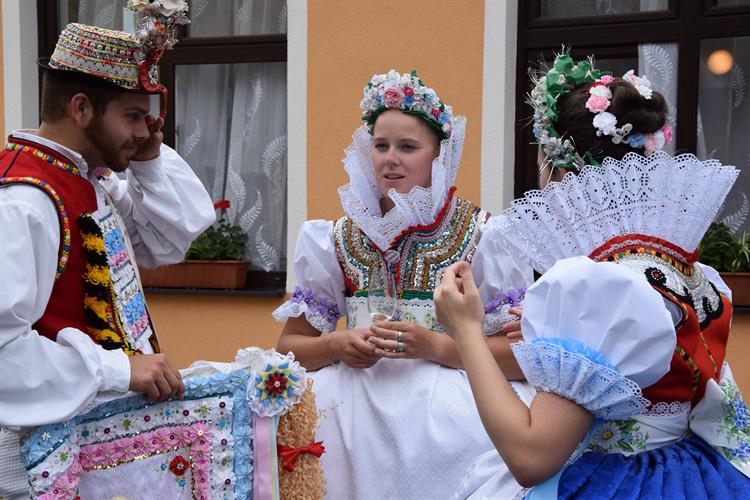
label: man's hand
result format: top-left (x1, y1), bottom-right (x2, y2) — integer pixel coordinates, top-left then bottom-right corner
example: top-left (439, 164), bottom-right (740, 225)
top-left (132, 115), bottom-right (164, 161)
top-left (128, 353), bottom-right (184, 402)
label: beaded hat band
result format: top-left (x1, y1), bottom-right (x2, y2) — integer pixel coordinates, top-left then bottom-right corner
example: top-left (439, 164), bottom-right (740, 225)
top-left (38, 1), bottom-right (189, 118)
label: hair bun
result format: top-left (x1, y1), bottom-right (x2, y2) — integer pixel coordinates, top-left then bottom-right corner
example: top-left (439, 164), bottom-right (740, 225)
top-left (608, 79), bottom-right (668, 134)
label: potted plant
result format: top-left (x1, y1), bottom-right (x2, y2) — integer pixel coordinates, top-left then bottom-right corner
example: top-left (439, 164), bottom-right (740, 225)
top-left (139, 200), bottom-right (251, 289)
top-left (698, 222), bottom-right (750, 307)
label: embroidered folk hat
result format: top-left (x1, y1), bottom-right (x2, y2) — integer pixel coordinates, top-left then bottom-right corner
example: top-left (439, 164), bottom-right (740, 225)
top-left (37, 1), bottom-right (189, 117)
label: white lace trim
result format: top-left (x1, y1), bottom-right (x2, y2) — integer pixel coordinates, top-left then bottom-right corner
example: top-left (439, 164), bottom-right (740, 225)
top-left (482, 304), bottom-right (518, 336)
top-left (337, 117), bottom-right (466, 251)
top-left (271, 300), bottom-right (337, 333)
top-left (643, 400), bottom-right (691, 417)
top-left (488, 151), bottom-right (739, 272)
top-left (511, 341), bottom-right (650, 419)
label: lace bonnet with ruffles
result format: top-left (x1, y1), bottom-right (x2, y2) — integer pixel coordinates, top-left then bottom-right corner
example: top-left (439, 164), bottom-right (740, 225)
top-left (338, 69), bottom-right (466, 252)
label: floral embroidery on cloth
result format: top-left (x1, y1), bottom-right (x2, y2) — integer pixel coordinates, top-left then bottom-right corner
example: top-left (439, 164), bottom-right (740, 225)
top-left (19, 349), bottom-right (309, 499)
top-left (589, 419), bottom-right (650, 454)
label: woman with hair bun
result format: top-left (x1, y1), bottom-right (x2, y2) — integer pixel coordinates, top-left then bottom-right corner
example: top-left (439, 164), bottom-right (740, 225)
top-left (435, 52), bottom-right (750, 499)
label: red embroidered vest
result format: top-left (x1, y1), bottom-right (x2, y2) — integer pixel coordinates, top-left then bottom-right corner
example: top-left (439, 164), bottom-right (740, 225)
top-left (0, 138), bottom-right (158, 353)
top-left (591, 234), bottom-right (731, 407)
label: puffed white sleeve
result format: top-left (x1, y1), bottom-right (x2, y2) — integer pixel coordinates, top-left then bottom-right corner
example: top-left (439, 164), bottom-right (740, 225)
top-left (271, 221), bottom-right (346, 333)
top-left (472, 216), bottom-right (534, 336)
top-left (511, 256), bottom-right (676, 419)
top-left (101, 144), bottom-right (216, 269)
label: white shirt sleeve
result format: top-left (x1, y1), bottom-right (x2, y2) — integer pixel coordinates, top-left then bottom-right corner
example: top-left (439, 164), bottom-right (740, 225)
top-left (101, 143), bottom-right (216, 269)
top-left (272, 220), bottom-right (346, 333)
top-left (0, 184), bottom-right (130, 427)
top-left (513, 256), bottom-right (676, 419)
top-left (472, 218), bottom-right (534, 335)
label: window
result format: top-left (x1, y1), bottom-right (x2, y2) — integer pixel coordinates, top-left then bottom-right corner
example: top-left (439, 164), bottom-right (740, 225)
top-left (516, 1), bottom-right (750, 238)
top-left (39, 1), bottom-right (288, 293)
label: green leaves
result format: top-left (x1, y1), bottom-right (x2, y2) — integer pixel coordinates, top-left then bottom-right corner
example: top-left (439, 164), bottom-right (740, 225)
top-left (698, 223), bottom-right (750, 273)
top-left (185, 218), bottom-right (248, 261)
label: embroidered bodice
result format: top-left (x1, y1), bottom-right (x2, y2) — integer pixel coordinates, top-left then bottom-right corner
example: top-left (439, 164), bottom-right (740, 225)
top-left (333, 195), bottom-right (486, 298)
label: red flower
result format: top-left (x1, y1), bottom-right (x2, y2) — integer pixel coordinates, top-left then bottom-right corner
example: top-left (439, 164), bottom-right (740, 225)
top-left (169, 455), bottom-right (190, 476)
top-left (213, 199), bottom-right (231, 210)
top-left (266, 372), bottom-right (287, 394)
top-left (403, 87), bottom-right (414, 96)
top-left (431, 108), bottom-right (441, 118)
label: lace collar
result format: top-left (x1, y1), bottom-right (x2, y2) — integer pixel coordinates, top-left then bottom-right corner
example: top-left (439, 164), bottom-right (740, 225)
top-left (485, 152), bottom-right (739, 273)
top-left (337, 116), bottom-right (466, 252)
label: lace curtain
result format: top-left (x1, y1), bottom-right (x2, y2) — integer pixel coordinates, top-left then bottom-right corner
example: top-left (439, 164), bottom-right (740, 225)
top-left (697, 37), bottom-right (750, 237)
top-left (68, 0), bottom-right (289, 272)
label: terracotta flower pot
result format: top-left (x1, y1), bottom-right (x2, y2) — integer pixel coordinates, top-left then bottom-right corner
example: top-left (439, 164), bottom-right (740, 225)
top-left (139, 260), bottom-right (251, 290)
top-left (720, 272), bottom-right (750, 307)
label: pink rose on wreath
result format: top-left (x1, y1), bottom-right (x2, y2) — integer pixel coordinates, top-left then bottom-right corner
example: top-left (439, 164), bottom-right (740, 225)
top-left (586, 95), bottom-right (610, 113)
top-left (644, 134), bottom-right (658, 155)
top-left (599, 75), bottom-right (615, 85)
top-left (383, 87), bottom-right (403, 107)
top-left (662, 125), bottom-right (673, 144)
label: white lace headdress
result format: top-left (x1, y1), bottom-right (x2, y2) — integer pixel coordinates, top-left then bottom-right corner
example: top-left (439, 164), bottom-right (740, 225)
top-left (486, 151), bottom-right (739, 273)
top-left (338, 116), bottom-right (466, 252)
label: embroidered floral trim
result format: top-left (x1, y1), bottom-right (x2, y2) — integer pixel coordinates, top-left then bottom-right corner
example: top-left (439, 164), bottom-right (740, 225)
top-left (272, 286), bottom-right (342, 333)
top-left (0, 176), bottom-right (71, 279)
top-left (716, 377), bottom-right (750, 466)
top-left (643, 400), bottom-right (691, 417)
top-left (79, 213), bottom-right (133, 354)
top-left (588, 419), bottom-right (650, 454)
top-left (22, 369), bottom-right (253, 499)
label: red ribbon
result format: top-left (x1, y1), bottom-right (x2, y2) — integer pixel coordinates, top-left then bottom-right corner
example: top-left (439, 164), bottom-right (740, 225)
top-left (277, 441), bottom-right (325, 472)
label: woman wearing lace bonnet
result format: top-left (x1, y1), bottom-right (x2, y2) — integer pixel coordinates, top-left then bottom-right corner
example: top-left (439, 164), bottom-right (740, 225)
top-left (272, 70), bottom-right (533, 498)
top-left (435, 52), bottom-right (750, 499)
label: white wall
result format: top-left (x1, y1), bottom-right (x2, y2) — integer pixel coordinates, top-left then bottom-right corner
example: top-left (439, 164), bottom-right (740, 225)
top-left (285, 0), bottom-right (308, 291)
top-left (481, 0), bottom-right (518, 214)
top-left (2, 0), bottom-right (39, 134)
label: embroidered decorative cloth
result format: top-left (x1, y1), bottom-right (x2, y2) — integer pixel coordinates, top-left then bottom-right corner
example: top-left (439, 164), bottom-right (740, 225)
top-left (20, 348), bottom-right (307, 500)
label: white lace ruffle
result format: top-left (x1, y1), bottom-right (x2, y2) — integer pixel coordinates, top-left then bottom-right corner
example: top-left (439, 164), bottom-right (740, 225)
top-left (482, 304), bottom-right (518, 336)
top-left (337, 117), bottom-right (466, 251)
top-left (271, 300), bottom-right (337, 333)
top-left (487, 151), bottom-right (739, 273)
top-left (511, 341), bottom-right (650, 419)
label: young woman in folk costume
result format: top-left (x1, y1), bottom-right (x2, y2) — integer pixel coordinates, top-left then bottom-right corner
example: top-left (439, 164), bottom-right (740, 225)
top-left (435, 52), bottom-right (750, 499)
top-left (273, 70), bottom-right (533, 499)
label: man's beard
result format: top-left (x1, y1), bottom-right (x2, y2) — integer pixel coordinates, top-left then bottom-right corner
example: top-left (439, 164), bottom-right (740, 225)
top-left (84, 116), bottom-right (134, 172)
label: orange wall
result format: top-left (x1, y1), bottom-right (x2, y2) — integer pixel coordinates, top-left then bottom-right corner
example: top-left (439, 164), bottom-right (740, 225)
top-left (146, 293), bottom-right (288, 369)
top-left (307, 0), bottom-right (485, 221)
top-left (727, 313), bottom-right (750, 396)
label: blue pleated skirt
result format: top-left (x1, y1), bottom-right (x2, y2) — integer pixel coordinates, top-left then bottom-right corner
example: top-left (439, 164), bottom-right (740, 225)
top-left (558, 435), bottom-right (750, 499)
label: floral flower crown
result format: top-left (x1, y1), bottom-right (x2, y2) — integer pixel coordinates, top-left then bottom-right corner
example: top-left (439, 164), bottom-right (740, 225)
top-left (530, 52), bottom-right (672, 172)
top-left (360, 69), bottom-right (454, 138)
top-left (585, 71), bottom-right (673, 156)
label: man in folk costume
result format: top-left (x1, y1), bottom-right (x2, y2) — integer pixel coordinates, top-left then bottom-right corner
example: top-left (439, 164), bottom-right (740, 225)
top-left (0, 2), bottom-right (214, 496)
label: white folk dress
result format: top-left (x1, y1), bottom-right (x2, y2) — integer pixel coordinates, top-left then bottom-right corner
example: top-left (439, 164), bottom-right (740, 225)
top-left (274, 118), bottom-right (534, 499)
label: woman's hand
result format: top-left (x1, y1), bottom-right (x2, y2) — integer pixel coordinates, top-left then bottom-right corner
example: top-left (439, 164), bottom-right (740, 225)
top-left (500, 306), bottom-right (523, 340)
top-left (329, 329), bottom-right (380, 369)
top-left (367, 321), bottom-right (443, 362)
top-left (434, 262), bottom-right (485, 340)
